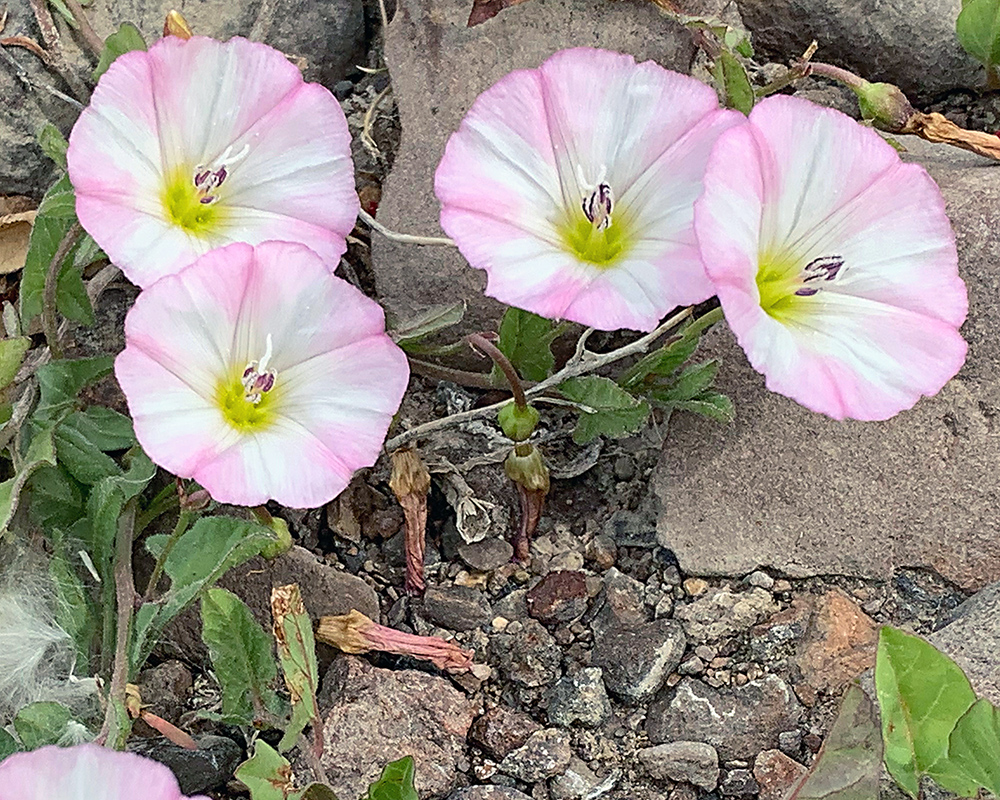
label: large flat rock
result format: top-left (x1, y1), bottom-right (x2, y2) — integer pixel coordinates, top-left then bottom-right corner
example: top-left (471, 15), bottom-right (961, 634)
top-left (372, 0), bottom-right (706, 336)
top-left (655, 138), bottom-right (1000, 592)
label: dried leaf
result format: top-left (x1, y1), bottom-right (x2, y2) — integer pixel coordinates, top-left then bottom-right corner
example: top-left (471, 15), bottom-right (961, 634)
top-left (0, 210), bottom-right (36, 274)
top-left (467, 0), bottom-right (531, 26)
top-left (271, 584), bottom-right (321, 753)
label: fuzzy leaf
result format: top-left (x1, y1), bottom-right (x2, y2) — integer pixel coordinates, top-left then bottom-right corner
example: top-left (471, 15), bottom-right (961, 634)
top-left (36, 123), bottom-right (68, 169)
top-left (64, 406), bottom-right (135, 451)
top-left (201, 588), bottom-right (283, 725)
top-left (49, 543), bottom-right (96, 673)
top-left (13, 701), bottom-right (73, 749)
top-left (497, 307), bottom-right (557, 381)
top-left (54, 418), bottom-right (123, 485)
top-left (558, 376), bottom-right (650, 444)
top-left (670, 392), bottom-right (735, 424)
top-left (271, 584), bottom-right (321, 752)
top-left (786, 684), bottom-right (881, 799)
top-left (235, 741), bottom-right (338, 800)
top-left (0, 729), bottom-right (18, 760)
top-left (947, 698), bottom-right (1000, 794)
top-left (0, 423), bottom-right (57, 535)
top-left (367, 757), bottom-right (419, 800)
top-left (957, 0), bottom-right (1000, 67)
top-left (618, 309), bottom-right (721, 389)
top-left (653, 360), bottom-right (720, 403)
top-left (27, 465), bottom-right (84, 529)
top-left (391, 301), bottom-right (466, 351)
top-left (716, 49), bottom-right (754, 114)
top-left (93, 23), bottom-right (147, 81)
top-left (875, 626), bottom-right (979, 797)
top-left (0, 337), bottom-right (30, 391)
top-left (34, 356), bottom-right (113, 421)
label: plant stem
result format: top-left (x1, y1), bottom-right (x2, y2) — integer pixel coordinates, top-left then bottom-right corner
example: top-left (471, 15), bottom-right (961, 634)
top-left (42, 221), bottom-right (81, 360)
top-left (466, 332), bottom-right (527, 408)
top-left (134, 483), bottom-right (180, 536)
top-left (62, 0), bottom-right (103, 60)
top-left (806, 61), bottom-right (865, 91)
top-left (99, 497), bottom-right (137, 748)
top-left (142, 510), bottom-right (193, 602)
top-left (27, 0), bottom-right (90, 100)
top-left (358, 207), bottom-right (456, 247)
top-left (384, 305), bottom-right (697, 451)
top-left (408, 357), bottom-right (500, 390)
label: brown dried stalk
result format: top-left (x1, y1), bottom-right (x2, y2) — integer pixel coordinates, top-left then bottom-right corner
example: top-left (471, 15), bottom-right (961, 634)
top-left (389, 447), bottom-right (431, 596)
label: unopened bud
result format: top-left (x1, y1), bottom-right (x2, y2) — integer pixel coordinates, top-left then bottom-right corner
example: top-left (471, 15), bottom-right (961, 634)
top-left (504, 443), bottom-right (550, 494)
top-left (163, 10), bottom-right (193, 39)
top-left (258, 515), bottom-right (293, 559)
top-left (498, 402), bottom-right (540, 442)
top-left (853, 80), bottom-right (915, 132)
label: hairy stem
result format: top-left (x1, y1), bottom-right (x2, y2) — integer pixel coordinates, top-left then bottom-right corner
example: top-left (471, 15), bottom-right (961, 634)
top-left (42, 221), bottom-right (82, 360)
top-left (384, 306), bottom-right (697, 451)
top-left (142, 510), bottom-right (193, 602)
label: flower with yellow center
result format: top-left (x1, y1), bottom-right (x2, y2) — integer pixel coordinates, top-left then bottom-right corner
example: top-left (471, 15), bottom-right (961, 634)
top-left (115, 241), bottom-right (409, 508)
top-left (67, 36), bottom-right (358, 288)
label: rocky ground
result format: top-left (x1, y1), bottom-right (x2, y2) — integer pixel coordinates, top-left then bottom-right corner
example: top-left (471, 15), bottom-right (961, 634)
top-left (4, 0), bottom-right (1000, 798)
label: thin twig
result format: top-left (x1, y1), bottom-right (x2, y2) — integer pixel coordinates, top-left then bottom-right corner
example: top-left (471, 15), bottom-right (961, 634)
top-left (377, 0), bottom-right (389, 30)
top-left (42, 221), bottom-right (82, 360)
top-left (27, 0), bottom-right (89, 99)
top-left (0, 42), bottom-right (84, 107)
top-left (361, 84), bottom-right (392, 161)
top-left (62, 0), bottom-right (102, 60)
top-left (384, 306), bottom-right (696, 451)
top-left (408, 357), bottom-right (502, 390)
top-left (358, 207), bottom-right (456, 246)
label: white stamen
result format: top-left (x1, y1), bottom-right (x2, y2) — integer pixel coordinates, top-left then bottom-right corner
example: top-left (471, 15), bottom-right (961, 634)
top-left (258, 333), bottom-right (274, 373)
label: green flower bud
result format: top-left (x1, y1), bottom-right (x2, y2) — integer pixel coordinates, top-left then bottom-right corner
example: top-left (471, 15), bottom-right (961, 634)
top-left (504, 442), bottom-right (550, 493)
top-left (853, 80), bottom-right (915, 132)
top-left (498, 402), bottom-right (540, 442)
top-left (259, 515), bottom-right (293, 559)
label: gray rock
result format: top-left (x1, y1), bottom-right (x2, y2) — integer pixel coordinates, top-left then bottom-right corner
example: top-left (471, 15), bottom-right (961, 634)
top-left (318, 655), bottom-right (476, 799)
top-left (136, 660), bottom-right (192, 726)
top-left (372, 0), bottom-right (698, 340)
top-left (129, 735), bottom-right (241, 795)
top-left (549, 757), bottom-right (601, 800)
top-left (931, 579), bottom-right (1000, 705)
top-left (719, 768), bottom-right (760, 797)
top-left (676, 587), bottom-right (778, 643)
top-left (646, 676), bottom-right (804, 760)
top-left (737, 0), bottom-right (981, 99)
top-left (584, 535), bottom-right (618, 571)
top-left (655, 141), bottom-right (1000, 594)
top-left (489, 618), bottom-right (562, 687)
top-left (777, 729), bottom-right (803, 757)
top-left (592, 619), bottom-right (686, 701)
top-left (747, 571), bottom-right (774, 590)
top-left (499, 728), bottom-right (573, 783)
top-left (470, 706), bottom-right (543, 760)
top-left (420, 585), bottom-right (494, 631)
top-left (638, 741), bottom-right (720, 791)
top-left (546, 667), bottom-right (612, 728)
top-left (527, 571), bottom-right (590, 625)
top-left (449, 788), bottom-right (533, 800)
top-left (494, 588), bottom-right (531, 622)
top-left (459, 537), bottom-right (514, 571)
top-left (587, 568), bottom-right (649, 639)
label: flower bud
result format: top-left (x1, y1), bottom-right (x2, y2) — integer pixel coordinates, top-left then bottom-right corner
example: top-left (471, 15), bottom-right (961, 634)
top-left (163, 10), bottom-right (193, 39)
top-left (498, 402), bottom-right (540, 442)
top-left (258, 514), bottom-right (293, 559)
top-left (504, 442), bottom-right (550, 493)
top-left (852, 80), bottom-right (915, 132)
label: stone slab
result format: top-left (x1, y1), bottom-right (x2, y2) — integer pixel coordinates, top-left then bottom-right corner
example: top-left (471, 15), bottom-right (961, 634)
top-left (655, 138), bottom-right (1000, 592)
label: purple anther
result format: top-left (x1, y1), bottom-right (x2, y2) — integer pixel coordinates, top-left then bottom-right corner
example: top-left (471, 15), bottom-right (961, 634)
top-left (582, 183), bottom-right (614, 230)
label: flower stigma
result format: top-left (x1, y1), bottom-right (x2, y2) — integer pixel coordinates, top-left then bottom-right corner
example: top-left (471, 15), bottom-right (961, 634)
top-left (161, 144), bottom-right (249, 235)
top-left (560, 167), bottom-right (631, 267)
top-left (756, 250), bottom-right (847, 322)
top-left (217, 334), bottom-right (280, 432)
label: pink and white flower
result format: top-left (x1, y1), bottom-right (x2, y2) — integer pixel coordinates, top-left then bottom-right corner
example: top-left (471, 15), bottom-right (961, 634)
top-left (434, 47), bottom-right (744, 332)
top-left (695, 95), bottom-right (967, 421)
top-left (115, 241), bottom-right (409, 508)
top-left (0, 743), bottom-right (208, 800)
top-left (68, 35), bottom-right (358, 288)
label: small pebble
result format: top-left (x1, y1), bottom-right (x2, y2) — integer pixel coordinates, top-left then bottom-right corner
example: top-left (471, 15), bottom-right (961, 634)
top-left (493, 616), bottom-right (510, 632)
top-left (747, 570), bottom-right (774, 589)
top-left (683, 577), bottom-right (709, 596)
top-left (773, 579), bottom-right (792, 593)
top-left (333, 79), bottom-right (354, 100)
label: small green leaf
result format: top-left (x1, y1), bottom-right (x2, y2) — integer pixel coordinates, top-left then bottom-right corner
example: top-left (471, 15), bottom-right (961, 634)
top-left (875, 626), bottom-right (979, 798)
top-left (20, 175), bottom-right (78, 326)
top-left (618, 308), bottom-right (721, 389)
top-left (785, 684), bottom-right (881, 799)
top-left (72, 233), bottom-right (105, 270)
top-left (391, 301), bottom-right (466, 351)
top-left (93, 23), bottom-right (147, 81)
top-left (716, 50), bottom-right (754, 114)
top-left (49, 543), bottom-right (96, 673)
top-left (34, 356), bottom-right (113, 421)
top-left (272, 584), bottom-right (321, 752)
top-left (654, 359), bottom-right (720, 403)
top-left (956, 0), bottom-right (1000, 68)
top-left (201, 588), bottom-right (283, 725)
top-left (497, 307), bottom-right (557, 381)
top-left (27, 465), bottom-right (85, 528)
top-left (0, 337), bottom-right (31, 390)
top-left (36, 123), bottom-right (69, 169)
top-left (948, 698), bottom-right (1000, 795)
top-left (0, 423), bottom-right (57, 535)
top-left (54, 417), bottom-right (123, 485)
top-left (47, 0), bottom-right (79, 28)
top-left (55, 262), bottom-right (95, 326)
top-left (367, 756), bottom-right (418, 800)
top-left (0, 729), bottom-right (19, 760)
top-left (13, 701), bottom-right (73, 749)
top-left (670, 391), bottom-right (735, 424)
top-left (66, 406), bottom-right (136, 451)
top-left (558, 376), bottom-right (650, 444)
top-left (235, 740), bottom-right (297, 800)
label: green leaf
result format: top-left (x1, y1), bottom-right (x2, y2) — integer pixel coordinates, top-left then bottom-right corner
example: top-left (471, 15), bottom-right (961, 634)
top-left (27, 465), bottom-right (85, 528)
top-left (875, 626), bottom-right (979, 798)
top-left (786, 684), bottom-right (881, 800)
top-left (0, 423), bottom-right (57, 535)
top-left (49, 543), bottom-right (96, 673)
top-left (235, 740), bottom-right (337, 800)
top-left (367, 757), bottom-right (418, 800)
top-left (36, 123), bottom-right (68, 169)
top-left (64, 406), bottom-right (136, 451)
top-left (47, 0), bottom-right (79, 28)
top-left (391, 301), bottom-right (466, 352)
top-left (13, 701), bottom-right (73, 749)
top-left (653, 359), bottom-right (720, 403)
top-left (93, 23), bottom-right (147, 81)
top-left (34, 356), bottom-right (113, 421)
top-left (618, 308), bottom-right (722, 389)
top-left (671, 391), bottom-right (735, 424)
top-left (0, 337), bottom-right (31, 390)
top-left (558, 376), bottom-right (650, 444)
top-left (132, 516), bottom-right (278, 672)
top-left (497, 307), bottom-right (558, 381)
top-left (948, 698), bottom-right (1000, 795)
top-left (72, 232), bottom-right (105, 270)
top-left (0, 729), bottom-right (19, 760)
top-left (19, 175), bottom-right (95, 327)
top-left (716, 50), bottom-right (754, 114)
top-left (956, 0), bottom-right (1000, 67)
top-left (272, 584), bottom-right (321, 752)
top-left (54, 417), bottom-right (123, 485)
top-left (201, 588), bottom-right (283, 725)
